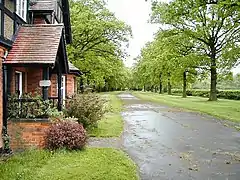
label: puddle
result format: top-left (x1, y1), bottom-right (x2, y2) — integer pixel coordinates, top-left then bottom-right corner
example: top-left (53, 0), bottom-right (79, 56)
top-left (118, 93), bottom-right (137, 100)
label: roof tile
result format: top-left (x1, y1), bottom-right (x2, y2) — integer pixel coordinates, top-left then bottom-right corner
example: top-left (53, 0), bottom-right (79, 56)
top-left (68, 62), bottom-right (82, 76)
top-left (5, 24), bottom-right (63, 64)
top-left (68, 62), bottom-right (79, 71)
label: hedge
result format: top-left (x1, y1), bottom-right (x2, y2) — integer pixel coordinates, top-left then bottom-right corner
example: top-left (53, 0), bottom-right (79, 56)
top-left (171, 89), bottom-right (240, 100)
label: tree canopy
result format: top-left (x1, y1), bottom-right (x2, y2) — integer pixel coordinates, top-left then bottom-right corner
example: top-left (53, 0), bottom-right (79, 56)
top-left (68, 0), bottom-right (240, 95)
top-left (67, 0), bottom-right (132, 91)
top-left (131, 0), bottom-right (240, 100)
top-left (131, 29), bottom-right (202, 96)
top-left (150, 0), bottom-right (240, 100)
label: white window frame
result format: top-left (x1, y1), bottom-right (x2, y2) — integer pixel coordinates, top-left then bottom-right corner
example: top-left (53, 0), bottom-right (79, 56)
top-left (56, 75), bottom-right (66, 105)
top-left (15, 71), bottom-right (23, 97)
top-left (62, 75), bottom-right (66, 101)
top-left (16, 0), bottom-right (27, 21)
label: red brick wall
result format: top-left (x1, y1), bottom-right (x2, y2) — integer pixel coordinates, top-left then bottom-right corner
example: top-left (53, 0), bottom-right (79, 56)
top-left (10, 68), bottom-right (55, 96)
top-left (8, 121), bottom-right (51, 150)
top-left (66, 74), bottom-right (76, 97)
top-left (11, 67), bottom-right (41, 95)
top-left (27, 69), bottom-right (42, 94)
top-left (9, 69), bottom-right (77, 98)
top-left (49, 74), bottom-right (77, 97)
top-left (34, 17), bottom-right (46, 24)
top-left (0, 46), bottom-right (4, 148)
top-left (66, 75), bottom-right (74, 96)
top-left (49, 74), bottom-right (58, 97)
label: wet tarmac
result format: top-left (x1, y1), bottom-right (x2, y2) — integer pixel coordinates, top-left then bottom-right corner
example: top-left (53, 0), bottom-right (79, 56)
top-left (120, 93), bottom-right (240, 180)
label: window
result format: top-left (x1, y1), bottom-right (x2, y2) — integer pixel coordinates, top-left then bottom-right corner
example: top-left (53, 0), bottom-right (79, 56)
top-left (15, 71), bottom-right (23, 97)
top-left (16, 0), bottom-right (27, 21)
top-left (62, 76), bottom-right (66, 100)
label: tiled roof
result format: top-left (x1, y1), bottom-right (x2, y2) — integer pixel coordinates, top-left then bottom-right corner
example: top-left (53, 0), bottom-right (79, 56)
top-left (68, 62), bottom-right (82, 76)
top-left (68, 62), bottom-right (79, 71)
top-left (5, 24), bottom-right (63, 64)
top-left (29, 0), bottom-right (56, 11)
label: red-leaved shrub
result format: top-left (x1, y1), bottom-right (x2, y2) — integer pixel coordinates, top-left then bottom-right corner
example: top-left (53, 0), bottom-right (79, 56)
top-left (45, 121), bottom-right (87, 150)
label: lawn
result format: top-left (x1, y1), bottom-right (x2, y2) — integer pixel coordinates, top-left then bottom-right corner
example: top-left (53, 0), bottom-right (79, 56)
top-left (89, 92), bottom-right (124, 137)
top-left (0, 148), bottom-right (138, 180)
top-left (133, 91), bottom-right (240, 123)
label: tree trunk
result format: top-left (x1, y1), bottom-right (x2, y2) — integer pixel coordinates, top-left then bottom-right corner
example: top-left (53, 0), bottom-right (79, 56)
top-left (143, 85), bottom-right (146, 92)
top-left (159, 73), bottom-right (163, 94)
top-left (163, 86), bottom-right (167, 93)
top-left (80, 77), bottom-right (84, 93)
top-left (104, 79), bottom-right (108, 92)
top-left (182, 71), bottom-right (187, 98)
top-left (151, 85), bottom-right (154, 92)
top-left (209, 66), bottom-right (217, 101)
top-left (97, 85), bottom-right (101, 92)
top-left (209, 51), bottom-right (217, 101)
top-left (168, 72), bottom-right (171, 95)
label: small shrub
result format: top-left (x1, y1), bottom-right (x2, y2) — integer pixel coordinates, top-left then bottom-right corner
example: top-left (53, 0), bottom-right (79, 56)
top-left (64, 93), bottom-right (107, 129)
top-left (171, 89), bottom-right (240, 100)
top-left (45, 121), bottom-right (87, 150)
top-left (8, 92), bottom-right (62, 119)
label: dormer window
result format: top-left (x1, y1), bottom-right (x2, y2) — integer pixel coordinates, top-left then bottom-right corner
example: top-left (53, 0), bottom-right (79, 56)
top-left (16, 0), bottom-right (27, 21)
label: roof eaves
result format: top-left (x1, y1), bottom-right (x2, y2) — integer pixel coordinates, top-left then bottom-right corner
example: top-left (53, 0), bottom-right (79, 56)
top-left (60, 34), bottom-right (69, 74)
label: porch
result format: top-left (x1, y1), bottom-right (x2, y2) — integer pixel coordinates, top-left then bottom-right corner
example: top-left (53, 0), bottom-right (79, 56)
top-left (5, 65), bottom-right (67, 112)
top-left (2, 24), bottom-right (70, 122)
top-left (1, 24), bottom-right (70, 150)
top-left (4, 64), bottom-right (80, 119)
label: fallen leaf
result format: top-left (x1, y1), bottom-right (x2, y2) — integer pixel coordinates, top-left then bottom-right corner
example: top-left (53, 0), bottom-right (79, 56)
top-left (223, 123), bottom-right (229, 127)
top-left (189, 165), bottom-right (199, 171)
top-left (235, 126), bottom-right (240, 131)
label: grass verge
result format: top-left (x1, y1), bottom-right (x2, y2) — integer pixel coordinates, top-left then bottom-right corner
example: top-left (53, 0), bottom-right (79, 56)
top-left (133, 91), bottom-right (240, 123)
top-left (0, 148), bottom-right (138, 180)
top-left (89, 92), bottom-right (123, 137)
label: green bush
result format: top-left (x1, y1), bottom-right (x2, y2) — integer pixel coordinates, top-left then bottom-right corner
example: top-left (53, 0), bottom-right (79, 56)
top-left (64, 93), bottom-right (107, 129)
top-left (217, 90), bottom-right (240, 100)
top-left (7, 92), bottom-right (62, 119)
top-left (188, 90), bottom-right (209, 98)
top-left (171, 89), bottom-right (240, 100)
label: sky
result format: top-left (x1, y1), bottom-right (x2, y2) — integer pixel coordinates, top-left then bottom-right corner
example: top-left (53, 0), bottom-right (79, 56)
top-left (107, 0), bottom-right (159, 67)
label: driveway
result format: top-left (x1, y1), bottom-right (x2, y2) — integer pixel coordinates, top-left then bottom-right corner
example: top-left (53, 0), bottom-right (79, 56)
top-left (120, 93), bottom-right (240, 180)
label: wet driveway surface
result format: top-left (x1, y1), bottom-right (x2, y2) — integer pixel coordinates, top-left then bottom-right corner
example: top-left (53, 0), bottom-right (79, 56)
top-left (119, 93), bottom-right (240, 180)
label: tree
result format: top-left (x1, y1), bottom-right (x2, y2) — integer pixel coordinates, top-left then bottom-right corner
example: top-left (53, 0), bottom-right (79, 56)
top-left (67, 0), bottom-right (132, 91)
top-left (151, 0), bottom-right (240, 101)
top-left (69, 0), bottom-right (131, 60)
top-left (154, 30), bottom-right (201, 97)
top-left (132, 27), bottom-right (212, 97)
